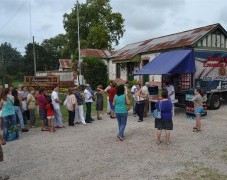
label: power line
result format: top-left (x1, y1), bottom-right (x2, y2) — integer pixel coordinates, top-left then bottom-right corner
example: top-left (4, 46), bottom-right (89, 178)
top-left (0, 0), bottom-right (28, 33)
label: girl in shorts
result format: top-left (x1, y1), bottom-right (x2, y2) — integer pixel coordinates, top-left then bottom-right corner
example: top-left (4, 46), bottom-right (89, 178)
top-left (192, 88), bottom-right (205, 132)
top-left (46, 97), bottom-right (55, 132)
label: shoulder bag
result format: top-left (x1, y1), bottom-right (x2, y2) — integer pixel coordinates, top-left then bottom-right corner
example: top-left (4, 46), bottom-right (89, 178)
top-left (153, 101), bottom-right (162, 119)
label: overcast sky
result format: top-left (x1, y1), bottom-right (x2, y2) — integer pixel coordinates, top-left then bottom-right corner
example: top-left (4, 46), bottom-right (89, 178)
top-left (1, 0), bottom-right (227, 54)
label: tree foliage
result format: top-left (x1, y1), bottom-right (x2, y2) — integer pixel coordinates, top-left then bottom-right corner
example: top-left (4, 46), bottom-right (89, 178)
top-left (42, 34), bottom-right (71, 61)
top-left (82, 57), bottom-right (108, 89)
top-left (24, 43), bottom-right (50, 75)
top-left (0, 42), bottom-right (23, 81)
top-left (63, 0), bottom-right (125, 55)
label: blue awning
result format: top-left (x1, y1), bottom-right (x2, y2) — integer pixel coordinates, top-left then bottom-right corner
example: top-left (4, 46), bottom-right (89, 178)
top-left (134, 49), bottom-right (195, 75)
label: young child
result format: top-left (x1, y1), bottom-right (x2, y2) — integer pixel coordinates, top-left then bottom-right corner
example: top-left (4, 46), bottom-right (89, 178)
top-left (96, 85), bottom-right (104, 120)
top-left (46, 97), bottom-right (55, 132)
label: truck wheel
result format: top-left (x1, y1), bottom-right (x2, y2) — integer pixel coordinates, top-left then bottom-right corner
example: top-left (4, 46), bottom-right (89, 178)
top-left (210, 95), bottom-right (221, 110)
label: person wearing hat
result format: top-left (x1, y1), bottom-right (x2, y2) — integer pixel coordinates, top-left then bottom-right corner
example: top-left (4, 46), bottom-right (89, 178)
top-left (84, 84), bottom-right (94, 123)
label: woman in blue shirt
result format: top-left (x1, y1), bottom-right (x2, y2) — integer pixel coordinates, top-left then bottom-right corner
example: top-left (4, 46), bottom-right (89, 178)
top-left (155, 90), bottom-right (173, 145)
top-left (113, 85), bottom-right (130, 141)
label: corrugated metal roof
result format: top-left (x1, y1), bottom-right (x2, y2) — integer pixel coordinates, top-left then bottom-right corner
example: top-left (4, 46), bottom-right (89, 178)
top-left (59, 59), bottom-right (73, 69)
top-left (112, 23), bottom-right (220, 61)
top-left (81, 49), bottom-right (112, 59)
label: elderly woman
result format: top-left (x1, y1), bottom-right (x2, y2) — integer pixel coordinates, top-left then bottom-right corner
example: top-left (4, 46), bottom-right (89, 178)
top-left (155, 90), bottom-right (173, 145)
top-left (27, 89), bottom-right (37, 128)
top-left (64, 88), bottom-right (77, 126)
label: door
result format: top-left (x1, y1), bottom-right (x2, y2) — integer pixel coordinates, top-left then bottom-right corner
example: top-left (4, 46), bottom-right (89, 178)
top-left (127, 63), bottom-right (134, 81)
top-left (143, 60), bottom-right (149, 84)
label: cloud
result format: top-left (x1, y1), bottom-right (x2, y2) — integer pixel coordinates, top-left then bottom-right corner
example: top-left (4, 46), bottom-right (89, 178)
top-left (1, 0), bottom-right (227, 53)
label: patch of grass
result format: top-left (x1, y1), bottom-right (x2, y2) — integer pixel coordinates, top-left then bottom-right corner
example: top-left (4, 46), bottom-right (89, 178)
top-left (173, 162), bottom-right (227, 180)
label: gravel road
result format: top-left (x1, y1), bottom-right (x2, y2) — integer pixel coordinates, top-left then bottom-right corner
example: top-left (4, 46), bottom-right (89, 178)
top-left (1, 102), bottom-right (227, 180)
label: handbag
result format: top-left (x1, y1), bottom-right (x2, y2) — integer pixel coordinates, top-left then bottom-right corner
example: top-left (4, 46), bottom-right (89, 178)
top-left (7, 120), bottom-right (19, 142)
top-left (125, 95), bottom-right (131, 111)
top-left (153, 101), bottom-right (162, 119)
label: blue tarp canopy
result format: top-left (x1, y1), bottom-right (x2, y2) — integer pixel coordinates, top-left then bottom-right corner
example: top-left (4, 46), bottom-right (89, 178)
top-left (134, 49), bottom-right (195, 75)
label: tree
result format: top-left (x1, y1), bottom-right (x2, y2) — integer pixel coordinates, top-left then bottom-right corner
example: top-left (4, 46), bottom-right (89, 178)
top-left (23, 43), bottom-right (50, 76)
top-left (0, 42), bottom-right (23, 82)
top-left (82, 57), bottom-right (108, 88)
top-left (63, 0), bottom-right (125, 55)
top-left (42, 34), bottom-right (71, 64)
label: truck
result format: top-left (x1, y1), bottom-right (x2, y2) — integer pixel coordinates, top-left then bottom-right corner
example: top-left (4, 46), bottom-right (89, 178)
top-left (135, 49), bottom-right (227, 110)
top-left (175, 50), bottom-right (227, 110)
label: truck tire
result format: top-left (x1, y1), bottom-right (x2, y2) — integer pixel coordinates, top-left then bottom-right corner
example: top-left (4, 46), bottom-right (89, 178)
top-left (210, 95), bottom-right (221, 110)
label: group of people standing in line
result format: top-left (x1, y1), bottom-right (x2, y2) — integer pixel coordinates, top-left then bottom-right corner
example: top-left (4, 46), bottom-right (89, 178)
top-left (0, 80), bottom-right (206, 145)
top-left (0, 80), bottom-right (207, 180)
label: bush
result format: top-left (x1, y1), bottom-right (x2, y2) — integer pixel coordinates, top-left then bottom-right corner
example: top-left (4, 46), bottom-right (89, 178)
top-left (82, 57), bottom-right (108, 89)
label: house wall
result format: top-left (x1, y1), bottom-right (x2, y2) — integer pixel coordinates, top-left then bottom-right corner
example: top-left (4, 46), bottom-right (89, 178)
top-left (108, 60), bottom-right (116, 80)
top-left (197, 29), bottom-right (227, 48)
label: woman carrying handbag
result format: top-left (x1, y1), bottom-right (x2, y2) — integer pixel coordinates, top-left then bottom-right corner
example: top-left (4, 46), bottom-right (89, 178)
top-left (113, 85), bottom-right (131, 141)
top-left (155, 90), bottom-right (173, 145)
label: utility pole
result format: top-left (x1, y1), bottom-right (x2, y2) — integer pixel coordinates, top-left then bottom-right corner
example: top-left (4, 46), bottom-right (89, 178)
top-left (0, 52), bottom-right (5, 86)
top-left (33, 36), bottom-right (36, 76)
top-left (77, 0), bottom-right (83, 85)
top-left (0, 52), bottom-right (3, 85)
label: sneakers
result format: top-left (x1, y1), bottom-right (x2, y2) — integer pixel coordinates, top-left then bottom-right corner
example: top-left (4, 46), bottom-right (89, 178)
top-left (117, 135), bottom-right (123, 141)
top-left (21, 128), bottom-right (29, 132)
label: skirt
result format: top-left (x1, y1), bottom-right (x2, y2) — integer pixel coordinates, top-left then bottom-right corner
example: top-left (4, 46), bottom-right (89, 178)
top-left (155, 118), bottom-right (173, 130)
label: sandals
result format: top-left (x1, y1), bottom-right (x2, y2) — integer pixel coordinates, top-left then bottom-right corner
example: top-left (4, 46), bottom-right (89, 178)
top-left (193, 128), bottom-right (201, 132)
top-left (156, 140), bottom-right (161, 145)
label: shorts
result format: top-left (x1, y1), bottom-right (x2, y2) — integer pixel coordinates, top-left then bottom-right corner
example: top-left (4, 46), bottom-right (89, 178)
top-left (39, 108), bottom-right (47, 121)
top-left (195, 107), bottom-right (203, 115)
top-left (109, 100), bottom-right (115, 111)
top-left (47, 115), bottom-right (54, 120)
